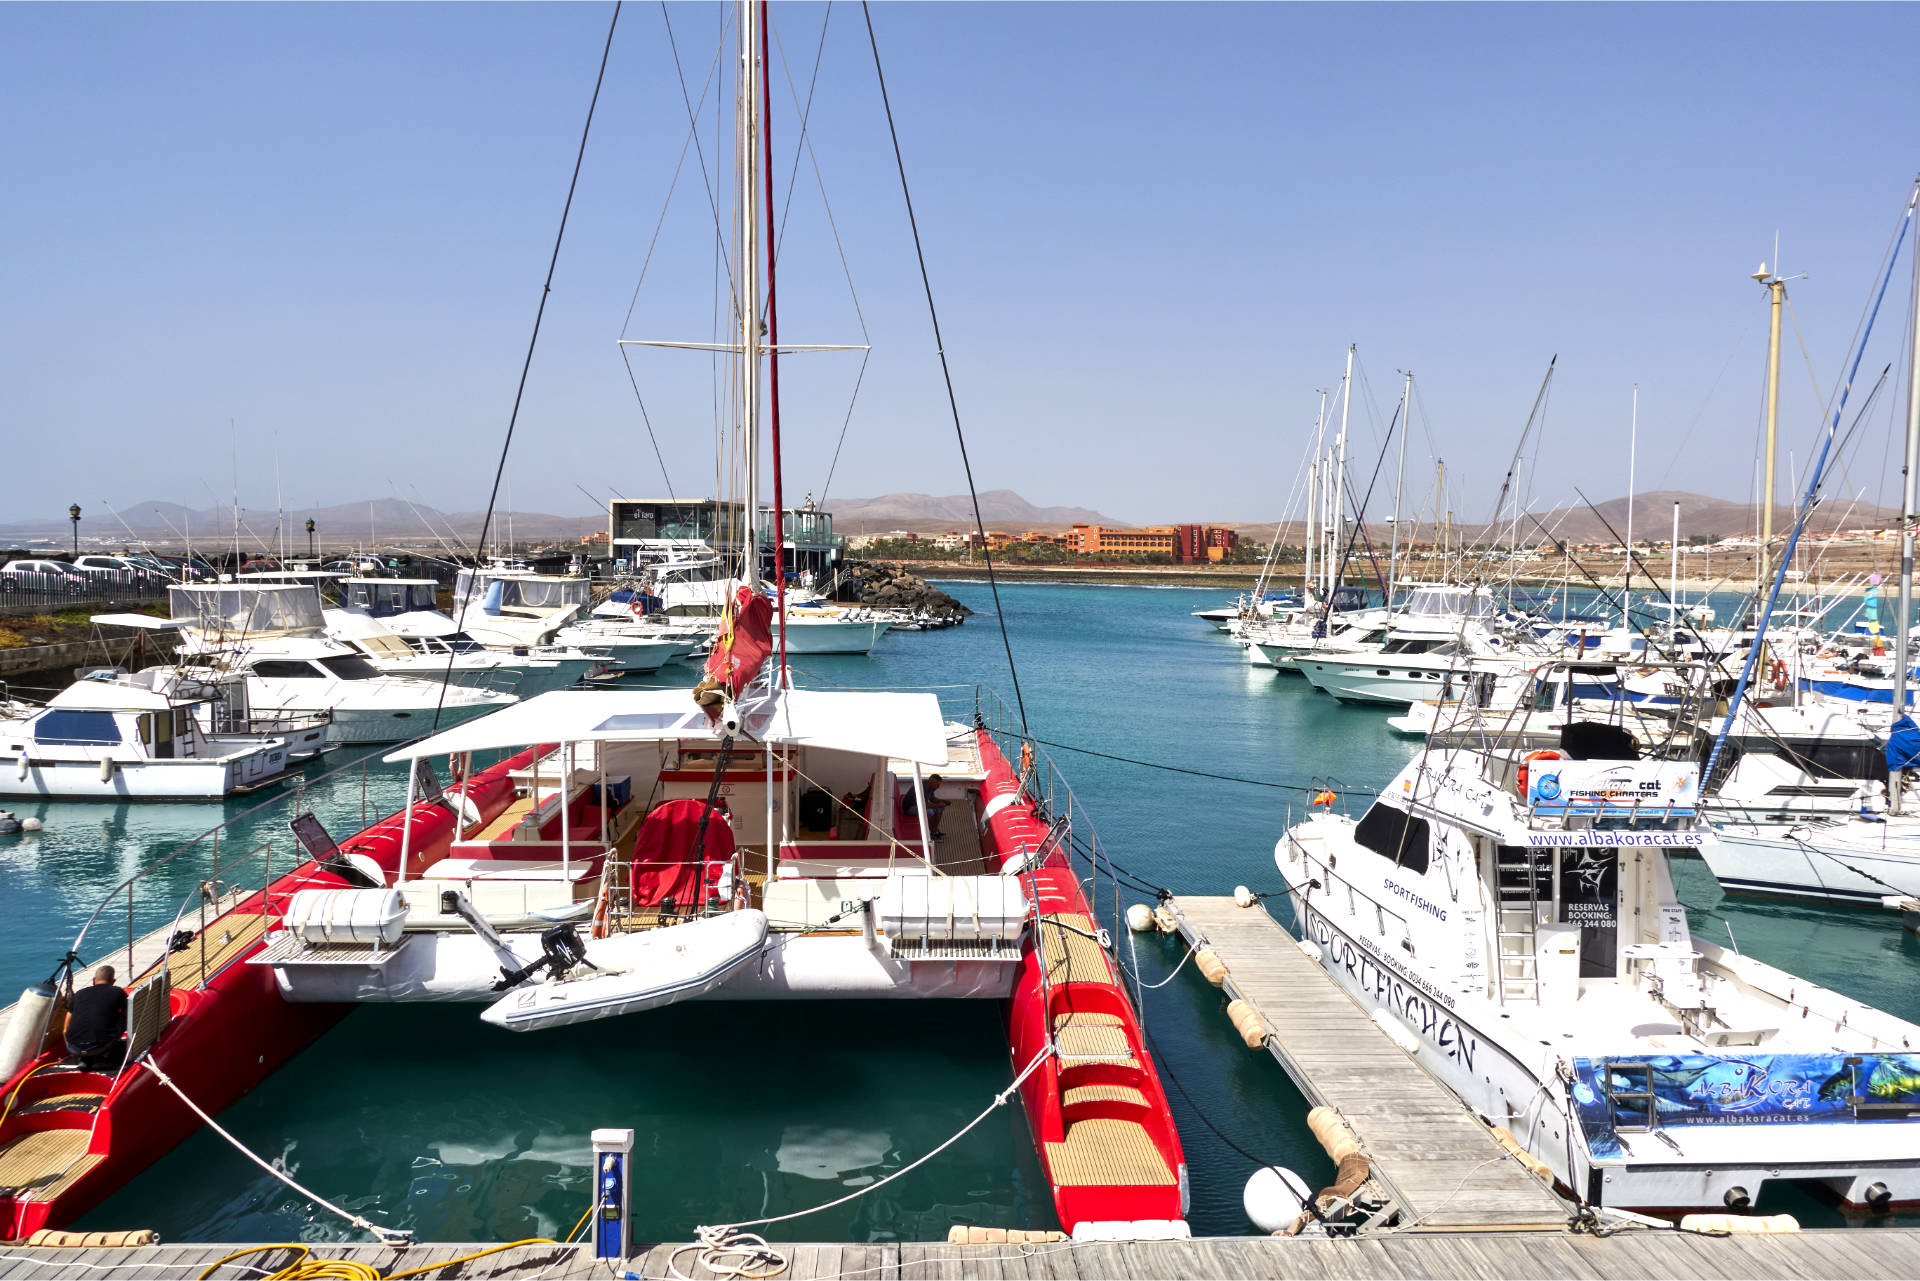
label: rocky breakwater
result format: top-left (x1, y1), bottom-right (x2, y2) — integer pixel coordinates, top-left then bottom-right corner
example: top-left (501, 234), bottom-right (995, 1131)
top-left (837, 560), bottom-right (971, 626)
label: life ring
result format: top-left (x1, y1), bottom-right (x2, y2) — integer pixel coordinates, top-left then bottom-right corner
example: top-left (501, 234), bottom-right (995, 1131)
top-left (1769, 660), bottom-right (1789, 690)
top-left (591, 889), bottom-right (610, 940)
top-left (449, 752), bottom-right (466, 786)
top-left (1516, 749), bottom-right (1564, 798)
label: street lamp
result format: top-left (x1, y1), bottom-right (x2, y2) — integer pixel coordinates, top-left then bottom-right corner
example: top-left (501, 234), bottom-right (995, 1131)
top-left (306, 519), bottom-right (316, 559)
top-left (68, 504), bottom-right (81, 557)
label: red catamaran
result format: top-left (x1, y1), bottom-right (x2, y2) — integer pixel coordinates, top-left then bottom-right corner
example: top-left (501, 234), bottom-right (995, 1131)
top-left (0, 1), bottom-right (1184, 1241)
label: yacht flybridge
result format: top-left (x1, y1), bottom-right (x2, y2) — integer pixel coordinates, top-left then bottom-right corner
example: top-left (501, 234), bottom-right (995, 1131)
top-left (1276, 705), bottom-right (1920, 1214)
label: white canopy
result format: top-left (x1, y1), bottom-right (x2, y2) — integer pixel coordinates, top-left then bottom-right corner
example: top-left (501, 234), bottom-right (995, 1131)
top-left (49, 678), bottom-right (179, 711)
top-left (383, 686), bottom-right (952, 766)
top-left (92, 613), bottom-right (180, 630)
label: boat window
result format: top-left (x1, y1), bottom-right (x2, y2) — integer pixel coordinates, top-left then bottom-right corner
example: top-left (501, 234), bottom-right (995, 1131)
top-left (252, 660), bottom-right (324, 679)
top-left (318, 655), bottom-right (381, 681)
top-left (32, 710), bottom-right (122, 746)
top-left (1382, 638), bottom-right (1440, 655)
top-left (1353, 803), bottom-right (1429, 875)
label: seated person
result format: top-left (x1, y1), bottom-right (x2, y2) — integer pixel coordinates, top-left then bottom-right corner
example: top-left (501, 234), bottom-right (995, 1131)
top-left (65, 966), bottom-right (128, 1071)
top-left (902, 774), bottom-right (952, 841)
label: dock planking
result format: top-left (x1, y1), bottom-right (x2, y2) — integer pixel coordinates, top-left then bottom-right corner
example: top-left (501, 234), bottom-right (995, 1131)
top-left (5, 1232), bottom-right (1920, 1279)
top-left (1167, 895), bottom-right (1571, 1230)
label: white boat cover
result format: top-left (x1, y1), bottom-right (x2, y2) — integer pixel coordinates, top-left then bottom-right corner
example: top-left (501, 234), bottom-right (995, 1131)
top-left (479, 909), bottom-right (768, 1031)
top-left (384, 687), bottom-right (952, 766)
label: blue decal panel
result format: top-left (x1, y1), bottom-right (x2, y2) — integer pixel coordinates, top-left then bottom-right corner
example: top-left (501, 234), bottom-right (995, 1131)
top-left (1570, 1054), bottom-right (1920, 1158)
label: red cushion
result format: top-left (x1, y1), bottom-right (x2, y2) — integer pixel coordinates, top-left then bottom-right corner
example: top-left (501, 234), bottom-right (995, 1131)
top-left (631, 798), bottom-right (736, 908)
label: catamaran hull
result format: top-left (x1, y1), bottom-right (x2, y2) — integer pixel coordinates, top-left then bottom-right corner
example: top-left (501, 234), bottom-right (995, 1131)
top-left (1278, 851), bottom-right (1920, 1213)
top-left (1703, 828), bottom-right (1920, 905)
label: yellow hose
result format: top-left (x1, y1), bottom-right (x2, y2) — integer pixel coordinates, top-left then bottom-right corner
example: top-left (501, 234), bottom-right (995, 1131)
top-left (0, 1060), bottom-right (59, 1132)
top-left (197, 1239), bottom-right (560, 1280)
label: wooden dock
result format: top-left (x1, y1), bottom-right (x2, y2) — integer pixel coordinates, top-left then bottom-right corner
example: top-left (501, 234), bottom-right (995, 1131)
top-left (1167, 895), bottom-right (1570, 1230)
top-left (5, 1231), bottom-right (1920, 1279)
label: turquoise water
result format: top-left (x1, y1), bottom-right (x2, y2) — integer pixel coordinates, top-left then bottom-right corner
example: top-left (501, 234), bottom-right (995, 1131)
top-left (0, 580), bottom-right (1909, 1240)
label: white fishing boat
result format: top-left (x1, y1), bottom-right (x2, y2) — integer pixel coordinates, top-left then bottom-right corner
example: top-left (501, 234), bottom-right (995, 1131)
top-left (450, 569), bottom-right (688, 672)
top-left (1276, 708), bottom-right (1920, 1214)
top-left (0, 670), bottom-right (294, 799)
top-left (327, 610), bottom-right (602, 696)
top-left (159, 584), bottom-right (518, 743)
top-left (334, 576), bottom-right (630, 681)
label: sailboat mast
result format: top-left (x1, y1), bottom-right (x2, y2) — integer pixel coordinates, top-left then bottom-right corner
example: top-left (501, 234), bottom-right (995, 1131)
top-left (759, 0), bottom-right (788, 682)
top-left (1333, 345), bottom-right (1355, 589)
top-left (737, 1), bottom-right (763, 594)
top-left (1757, 264), bottom-right (1786, 605)
top-left (1894, 219), bottom-right (1920, 812)
top-left (1670, 501), bottom-right (1681, 631)
top-left (1625, 387), bottom-right (1637, 616)
top-left (1303, 454), bottom-right (1317, 597)
top-left (1388, 371), bottom-right (1411, 603)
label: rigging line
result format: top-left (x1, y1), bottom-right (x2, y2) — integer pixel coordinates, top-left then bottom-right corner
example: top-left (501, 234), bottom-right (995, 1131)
top-left (658, 0), bottom-right (739, 307)
top-left (767, 0), bottom-right (833, 261)
top-left (621, 345), bottom-right (680, 502)
top-left (817, 349), bottom-right (871, 505)
top-left (863, 0), bottom-right (1028, 733)
top-left (439, 0), bottom-right (619, 731)
top-left (768, 3), bottom-right (873, 506)
top-left (1000, 728), bottom-right (1372, 797)
top-left (619, 20), bottom-right (724, 337)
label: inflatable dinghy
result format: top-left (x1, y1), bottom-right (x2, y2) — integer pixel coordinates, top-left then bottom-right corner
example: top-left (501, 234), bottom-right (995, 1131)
top-left (479, 909), bottom-right (768, 1031)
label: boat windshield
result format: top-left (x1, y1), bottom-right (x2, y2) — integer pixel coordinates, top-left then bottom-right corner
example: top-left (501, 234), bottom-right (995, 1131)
top-left (1402, 588), bottom-right (1497, 621)
top-left (169, 585), bottom-right (324, 635)
top-left (345, 581), bottom-right (440, 617)
top-left (318, 655), bottom-right (381, 681)
top-left (455, 572), bottom-right (589, 612)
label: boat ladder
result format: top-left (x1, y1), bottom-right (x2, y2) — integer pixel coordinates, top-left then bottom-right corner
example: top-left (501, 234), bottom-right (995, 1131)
top-left (1494, 844), bottom-right (1545, 1003)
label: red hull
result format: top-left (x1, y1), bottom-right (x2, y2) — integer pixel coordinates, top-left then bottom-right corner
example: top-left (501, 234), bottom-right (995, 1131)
top-left (0, 749), bottom-right (538, 1237)
top-left (975, 730), bottom-right (1187, 1231)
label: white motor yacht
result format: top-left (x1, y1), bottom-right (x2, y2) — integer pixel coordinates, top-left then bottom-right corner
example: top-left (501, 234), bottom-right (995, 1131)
top-left (0, 671), bottom-right (295, 799)
top-left (1276, 712), bottom-right (1920, 1215)
top-left (334, 577), bottom-right (631, 679)
top-left (162, 584), bottom-right (518, 744)
top-left (449, 569), bottom-right (686, 673)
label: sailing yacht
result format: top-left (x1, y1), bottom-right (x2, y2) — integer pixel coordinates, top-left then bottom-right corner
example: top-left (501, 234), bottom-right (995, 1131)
top-left (0, 6), bottom-right (1187, 1243)
top-left (1277, 698), bottom-right (1920, 1213)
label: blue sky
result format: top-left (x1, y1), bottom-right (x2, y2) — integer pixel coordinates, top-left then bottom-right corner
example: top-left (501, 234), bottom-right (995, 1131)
top-left (4, 2), bottom-right (1919, 531)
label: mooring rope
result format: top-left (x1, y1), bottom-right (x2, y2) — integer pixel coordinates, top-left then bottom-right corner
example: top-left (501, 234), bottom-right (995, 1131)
top-left (138, 1060), bottom-right (411, 1245)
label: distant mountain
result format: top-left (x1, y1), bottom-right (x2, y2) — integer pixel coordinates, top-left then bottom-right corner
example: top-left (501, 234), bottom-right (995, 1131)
top-left (831, 490), bottom-right (1123, 534)
top-left (1233, 489), bottom-right (1900, 547)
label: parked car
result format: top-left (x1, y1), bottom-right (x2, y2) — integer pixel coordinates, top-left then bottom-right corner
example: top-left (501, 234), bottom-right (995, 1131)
top-left (1, 559), bottom-right (90, 593)
top-left (73, 555), bottom-right (167, 587)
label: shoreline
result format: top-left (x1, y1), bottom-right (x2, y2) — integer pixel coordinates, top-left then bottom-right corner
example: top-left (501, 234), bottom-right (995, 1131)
top-left (892, 559), bottom-right (1889, 600)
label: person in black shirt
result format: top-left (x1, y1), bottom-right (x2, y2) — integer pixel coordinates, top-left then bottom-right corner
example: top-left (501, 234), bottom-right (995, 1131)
top-left (65, 966), bottom-right (127, 1070)
top-left (903, 774), bottom-right (951, 841)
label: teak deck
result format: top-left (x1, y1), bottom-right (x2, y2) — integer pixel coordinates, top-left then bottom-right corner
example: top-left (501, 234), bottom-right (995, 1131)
top-left (8, 1232), bottom-right (1920, 1279)
top-left (1167, 895), bottom-right (1571, 1230)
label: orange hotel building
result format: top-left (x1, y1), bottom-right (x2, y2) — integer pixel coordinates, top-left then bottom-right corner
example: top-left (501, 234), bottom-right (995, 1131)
top-left (981, 523), bottom-right (1238, 563)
